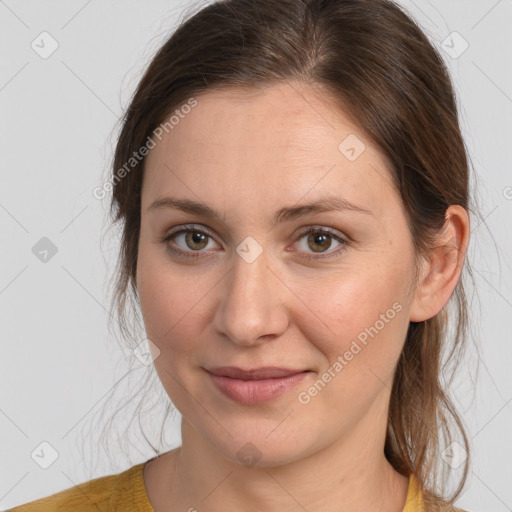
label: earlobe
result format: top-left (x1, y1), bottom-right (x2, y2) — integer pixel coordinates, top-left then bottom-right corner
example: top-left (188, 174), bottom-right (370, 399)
top-left (409, 205), bottom-right (470, 322)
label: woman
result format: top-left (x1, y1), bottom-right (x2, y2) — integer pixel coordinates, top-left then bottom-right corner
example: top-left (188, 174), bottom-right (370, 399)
top-left (9, 0), bottom-right (473, 510)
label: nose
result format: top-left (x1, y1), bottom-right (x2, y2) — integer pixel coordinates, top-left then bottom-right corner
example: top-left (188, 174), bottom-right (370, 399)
top-left (212, 245), bottom-right (289, 347)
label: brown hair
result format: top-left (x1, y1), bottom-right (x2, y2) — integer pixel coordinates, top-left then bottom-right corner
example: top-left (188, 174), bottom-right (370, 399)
top-left (101, 0), bottom-right (476, 508)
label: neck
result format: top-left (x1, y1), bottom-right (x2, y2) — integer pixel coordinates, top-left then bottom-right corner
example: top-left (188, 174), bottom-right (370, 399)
top-left (151, 412), bottom-right (409, 512)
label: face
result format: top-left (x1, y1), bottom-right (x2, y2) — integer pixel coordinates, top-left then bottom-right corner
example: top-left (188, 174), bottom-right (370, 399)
top-left (136, 81), bottom-right (419, 467)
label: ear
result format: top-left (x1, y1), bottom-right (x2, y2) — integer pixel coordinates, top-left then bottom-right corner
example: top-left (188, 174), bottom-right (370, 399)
top-left (409, 205), bottom-right (470, 322)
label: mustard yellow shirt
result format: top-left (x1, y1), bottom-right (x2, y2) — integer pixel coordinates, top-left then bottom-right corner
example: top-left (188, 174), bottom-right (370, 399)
top-left (6, 462), bottom-right (463, 511)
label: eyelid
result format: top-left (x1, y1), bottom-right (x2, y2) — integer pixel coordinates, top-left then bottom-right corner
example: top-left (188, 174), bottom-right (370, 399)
top-left (161, 223), bottom-right (349, 259)
top-left (162, 224), bottom-right (221, 254)
top-left (294, 225), bottom-right (346, 240)
top-left (289, 225), bottom-right (348, 260)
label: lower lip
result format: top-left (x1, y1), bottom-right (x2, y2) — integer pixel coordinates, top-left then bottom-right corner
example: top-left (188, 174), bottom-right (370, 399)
top-left (207, 371), bottom-right (310, 404)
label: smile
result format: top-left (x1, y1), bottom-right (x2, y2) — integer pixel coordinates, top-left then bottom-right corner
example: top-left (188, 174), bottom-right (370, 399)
top-left (205, 367), bottom-right (312, 404)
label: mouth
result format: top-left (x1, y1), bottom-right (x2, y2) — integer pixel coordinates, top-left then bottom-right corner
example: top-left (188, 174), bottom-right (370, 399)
top-left (205, 366), bottom-right (312, 404)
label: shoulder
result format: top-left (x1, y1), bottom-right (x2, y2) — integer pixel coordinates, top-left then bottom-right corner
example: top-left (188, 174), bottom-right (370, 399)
top-left (6, 463), bottom-right (148, 512)
top-left (408, 474), bottom-right (470, 512)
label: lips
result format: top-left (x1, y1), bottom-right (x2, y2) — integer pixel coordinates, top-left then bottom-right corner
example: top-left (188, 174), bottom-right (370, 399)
top-left (205, 366), bottom-right (312, 404)
top-left (207, 366), bottom-right (305, 380)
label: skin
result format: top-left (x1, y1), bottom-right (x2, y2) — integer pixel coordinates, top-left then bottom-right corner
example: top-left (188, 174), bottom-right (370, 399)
top-left (136, 81), bottom-right (470, 511)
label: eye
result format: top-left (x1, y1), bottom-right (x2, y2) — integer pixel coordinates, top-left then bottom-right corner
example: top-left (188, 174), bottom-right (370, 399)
top-left (291, 226), bottom-right (348, 260)
top-left (161, 225), bottom-right (220, 258)
top-left (160, 224), bottom-right (348, 260)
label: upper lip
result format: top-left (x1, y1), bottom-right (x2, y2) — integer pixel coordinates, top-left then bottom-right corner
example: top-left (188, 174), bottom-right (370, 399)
top-left (206, 366), bottom-right (308, 380)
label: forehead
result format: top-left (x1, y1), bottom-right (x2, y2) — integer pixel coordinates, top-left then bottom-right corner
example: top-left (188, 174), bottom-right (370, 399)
top-left (150, 82), bottom-right (375, 155)
top-left (142, 82), bottom-right (397, 216)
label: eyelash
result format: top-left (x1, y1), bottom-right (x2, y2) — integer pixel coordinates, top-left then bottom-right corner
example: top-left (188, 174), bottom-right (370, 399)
top-left (160, 224), bottom-right (349, 261)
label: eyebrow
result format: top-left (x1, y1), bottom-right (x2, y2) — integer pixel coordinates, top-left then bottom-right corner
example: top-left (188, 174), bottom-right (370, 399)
top-left (147, 194), bottom-right (373, 225)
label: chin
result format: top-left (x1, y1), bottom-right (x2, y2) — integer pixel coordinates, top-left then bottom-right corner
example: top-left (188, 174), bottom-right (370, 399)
top-left (200, 420), bottom-right (319, 469)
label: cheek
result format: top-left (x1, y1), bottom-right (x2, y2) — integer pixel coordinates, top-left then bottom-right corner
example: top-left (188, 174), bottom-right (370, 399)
top-left (291, 258), bottom-right (411, 367)
top-left (292, 273), bottom-right (409, 417)
top-left (136, 246), bottom-right (206, 353)
top-left (137, 256), bottom-right (208, 403)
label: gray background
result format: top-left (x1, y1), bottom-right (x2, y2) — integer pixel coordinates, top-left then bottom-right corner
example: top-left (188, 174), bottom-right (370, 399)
top-left (0, 1), bottom-right (511, 510)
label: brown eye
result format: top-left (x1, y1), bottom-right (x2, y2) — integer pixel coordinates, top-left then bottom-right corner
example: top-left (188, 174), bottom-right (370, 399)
top-left (161, 225), bottom-right (220, 258)
top-left (292, 226), bottom-right (348, 261)
top-left (306, 232), bottom-right (332, 253)
top-left (184, 231), bottom-right (209, 250)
